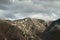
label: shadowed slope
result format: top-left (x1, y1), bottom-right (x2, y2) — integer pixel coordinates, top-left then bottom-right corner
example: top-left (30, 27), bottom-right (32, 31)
top-left (43, 19), bottom-right (60, 40)
top-left (0, 20), bottom-right (26, 40)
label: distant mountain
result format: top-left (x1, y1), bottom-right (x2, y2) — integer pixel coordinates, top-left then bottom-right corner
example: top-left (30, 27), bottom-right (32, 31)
top-left (0, 18), bottom-right (60, 40)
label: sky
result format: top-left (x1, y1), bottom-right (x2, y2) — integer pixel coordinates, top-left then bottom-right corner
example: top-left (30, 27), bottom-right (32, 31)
top-left (0, 0), bottom-right (60, 20)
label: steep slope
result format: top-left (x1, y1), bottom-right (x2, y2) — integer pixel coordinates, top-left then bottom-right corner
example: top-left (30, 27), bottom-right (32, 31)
top-left (42, 19), bottom-right (60, 40)
top-left (11, 18), bottom-right (60, 40)
top-left (0, 18), bottom-right (60, 40)
top-left (11, 18), bottom-right (49, 40)
top-left (0, 20), bottom-right (26, 40)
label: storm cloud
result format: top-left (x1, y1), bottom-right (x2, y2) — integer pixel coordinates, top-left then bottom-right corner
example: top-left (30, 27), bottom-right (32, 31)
top-left (0, 0), bottom-right (60, 20)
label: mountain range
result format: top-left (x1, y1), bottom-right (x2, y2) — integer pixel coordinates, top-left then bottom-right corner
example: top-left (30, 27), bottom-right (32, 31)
top-left (0, 18), bottom-right (60, 40)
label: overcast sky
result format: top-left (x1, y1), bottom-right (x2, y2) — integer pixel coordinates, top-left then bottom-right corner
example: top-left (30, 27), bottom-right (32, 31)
top-left (0, 0), bottom-right (60, 20)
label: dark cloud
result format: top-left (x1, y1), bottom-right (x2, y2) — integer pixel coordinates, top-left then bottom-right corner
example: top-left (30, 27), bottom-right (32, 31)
top-left (0, 0), bottom-right (11, 4)
top-left (0, 0), bottom-right (12, 10)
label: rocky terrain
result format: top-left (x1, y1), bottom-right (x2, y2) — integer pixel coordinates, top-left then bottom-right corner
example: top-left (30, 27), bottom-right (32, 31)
top-left (0, 18), bottom-right (60, 40)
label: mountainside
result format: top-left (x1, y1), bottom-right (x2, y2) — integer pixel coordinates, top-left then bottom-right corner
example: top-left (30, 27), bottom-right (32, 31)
top-left (11, 18), bottom-right (47, 40)
top-left (0, 18), bottom-right (60, 40)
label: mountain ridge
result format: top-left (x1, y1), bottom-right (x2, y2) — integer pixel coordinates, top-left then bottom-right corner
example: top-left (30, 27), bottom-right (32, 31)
top-left (0, 18), bottom-right (60, 40)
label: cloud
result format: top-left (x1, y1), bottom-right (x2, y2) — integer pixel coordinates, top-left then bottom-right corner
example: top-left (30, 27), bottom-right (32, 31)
top-left (28, 13), bottom-right (58, 20)
top-left (0, 0), bottom-right (13, 4)
top-left (0, 0), bottom-right (60, 20)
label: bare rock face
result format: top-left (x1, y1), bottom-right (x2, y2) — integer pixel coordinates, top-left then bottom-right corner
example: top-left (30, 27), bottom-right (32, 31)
top-left (0, 18), bottom-right (60, 40)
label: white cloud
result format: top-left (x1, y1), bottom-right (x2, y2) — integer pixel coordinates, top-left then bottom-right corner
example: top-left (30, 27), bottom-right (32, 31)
top-left (28, 13), bottom-right (57, 20)
top-left (14, 13), bottom-right (25, 19)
